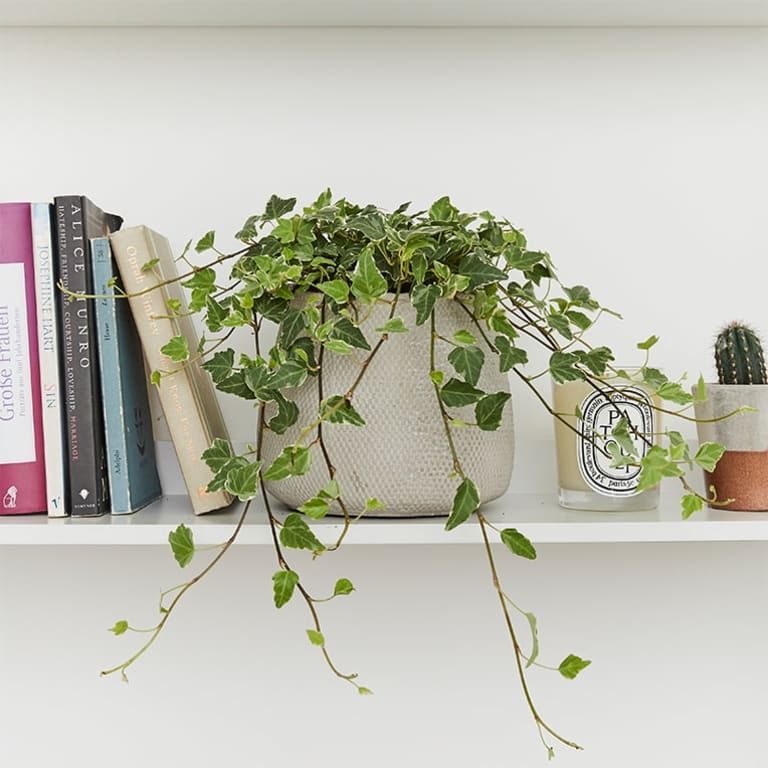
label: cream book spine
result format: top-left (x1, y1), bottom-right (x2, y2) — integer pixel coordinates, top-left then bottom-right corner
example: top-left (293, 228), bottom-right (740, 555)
top-left (109, 225), bottom-right (232, 514)
top-left (31, 203), bottom-right (68, 516)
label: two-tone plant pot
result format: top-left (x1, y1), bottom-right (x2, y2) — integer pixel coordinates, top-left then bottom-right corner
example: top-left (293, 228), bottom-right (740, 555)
top-left (694, 384), bottom-right (768, 511)
top-left (261, 295), bottom-right (515, 517)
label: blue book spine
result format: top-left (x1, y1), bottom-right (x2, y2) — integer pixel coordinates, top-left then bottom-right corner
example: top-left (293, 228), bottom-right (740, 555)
top-left (92, 237), bottom-right (161, 514)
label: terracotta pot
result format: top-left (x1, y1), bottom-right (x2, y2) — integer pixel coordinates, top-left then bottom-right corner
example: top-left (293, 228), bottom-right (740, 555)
top-left (262, 295), bottom-right (514, 517)
top-left (693, 384), bottom-right (768, 511)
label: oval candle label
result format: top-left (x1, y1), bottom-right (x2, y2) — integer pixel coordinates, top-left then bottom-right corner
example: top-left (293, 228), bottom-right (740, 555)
top-left (577, 386), bottom-right (654, 496)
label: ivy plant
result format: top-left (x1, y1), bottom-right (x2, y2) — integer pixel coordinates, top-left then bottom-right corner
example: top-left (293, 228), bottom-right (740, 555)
top-left (100, 190), bottom-right (725, 759)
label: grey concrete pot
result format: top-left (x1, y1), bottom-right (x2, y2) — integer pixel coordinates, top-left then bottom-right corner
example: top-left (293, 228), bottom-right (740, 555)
top-left (262, 295), bottom-right (515, 517)
top-left (694, 384), bottom-right (768, 511)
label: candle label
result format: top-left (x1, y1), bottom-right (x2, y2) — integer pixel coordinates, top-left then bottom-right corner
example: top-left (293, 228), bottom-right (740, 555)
top-left (577, 386), bottom-right (654, 496)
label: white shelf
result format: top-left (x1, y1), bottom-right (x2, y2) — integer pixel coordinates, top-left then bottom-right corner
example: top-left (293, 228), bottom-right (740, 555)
top-left (2, 0), bottom-right (768, 27)
top-left (2, 491), bottom-right (768, 545)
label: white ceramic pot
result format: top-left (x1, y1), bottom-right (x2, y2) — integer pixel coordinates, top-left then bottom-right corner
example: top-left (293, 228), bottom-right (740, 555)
top-left (262, 295), bottom-right (514, 517)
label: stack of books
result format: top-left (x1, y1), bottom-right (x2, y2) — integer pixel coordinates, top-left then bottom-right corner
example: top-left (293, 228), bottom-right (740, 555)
top-left (0, 197), bottom-right (232, 517)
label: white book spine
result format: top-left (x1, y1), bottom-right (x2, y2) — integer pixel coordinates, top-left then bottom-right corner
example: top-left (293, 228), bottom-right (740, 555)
top-left (30, 203), bottom-right (67, 517)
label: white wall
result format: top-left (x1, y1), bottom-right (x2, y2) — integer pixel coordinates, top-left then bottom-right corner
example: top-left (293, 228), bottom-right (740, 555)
top-left (1, 27), bottom-right (767, 767)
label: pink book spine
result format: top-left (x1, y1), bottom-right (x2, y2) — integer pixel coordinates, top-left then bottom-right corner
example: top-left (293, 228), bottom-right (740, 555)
top-left (0, 202), bottom-right (46, 514)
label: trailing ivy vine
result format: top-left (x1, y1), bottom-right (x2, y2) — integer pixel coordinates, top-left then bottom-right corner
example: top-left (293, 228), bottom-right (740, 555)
top-left (101, 190), bottom-right (726, 758)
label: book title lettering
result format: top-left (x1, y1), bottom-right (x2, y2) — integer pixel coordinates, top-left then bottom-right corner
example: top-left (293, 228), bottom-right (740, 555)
top-left (0, 263), bottom-right (35, 464)
top-left (0, 305), bottom-right (14, 421)
top-left (33, 234), bottom-right (56, 356)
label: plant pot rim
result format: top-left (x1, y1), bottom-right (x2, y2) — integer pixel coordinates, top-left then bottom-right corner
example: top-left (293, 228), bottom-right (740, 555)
top-left (703, 382), bottom-right (768, 388)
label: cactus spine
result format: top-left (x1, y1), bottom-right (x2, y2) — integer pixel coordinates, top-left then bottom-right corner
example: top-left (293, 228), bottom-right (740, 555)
top-left (714, 322), bottom-right (768, 385)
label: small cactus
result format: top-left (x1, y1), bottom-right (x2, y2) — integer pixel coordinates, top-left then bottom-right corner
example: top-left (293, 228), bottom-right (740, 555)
top-left (715, 322), bottom-right (768, 385)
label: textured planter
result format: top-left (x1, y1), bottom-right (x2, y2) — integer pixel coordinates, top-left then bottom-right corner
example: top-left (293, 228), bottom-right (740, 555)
top-left (694, 384), bottom-right (768, 511)
top-left (262, 295), bottom-right (514, 517)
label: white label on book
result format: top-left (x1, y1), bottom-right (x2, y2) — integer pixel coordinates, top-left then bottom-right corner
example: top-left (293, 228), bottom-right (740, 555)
top-left (0, 262), bottom-right (35, 464)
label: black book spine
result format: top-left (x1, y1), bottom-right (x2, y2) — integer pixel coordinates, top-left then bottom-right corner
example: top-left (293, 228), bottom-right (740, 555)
top-left (54, 196), bottom-right (109, 516)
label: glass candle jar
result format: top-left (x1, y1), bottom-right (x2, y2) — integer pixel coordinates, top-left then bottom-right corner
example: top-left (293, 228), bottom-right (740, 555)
top-left (552, 371), bottom-right (661, 511)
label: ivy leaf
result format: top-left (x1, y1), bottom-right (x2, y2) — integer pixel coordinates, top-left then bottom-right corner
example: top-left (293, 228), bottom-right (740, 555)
top-left (181, 267), bottom-right (216, 293)
top-left (495, 336), bottom-right (528, 372)
top-left (640, 366), bottom-right (668, 389)
top-left (288, 337), bottom-right (318, 370)
top-left (224, 461), bottom-right (261, 501)
top-left (566, 309), bottom-right (592, 331)
top-left (376, 317), bottom-right (408, 334)
top-left (319, 479), bottom-right (340, 499)
top-left (272, 218), bottom-right (297, 244)
top-left (323, 339), bottom-right (354, 355)
top-left (264, 195), bottom-right (297, 220)
top-left (547, 312), bottom-right (573, 340)
top-left (549, 351), bottom-right (582, 384)
top-left (505, 247), bottom-right (544, 271)
top-left (637, 445), bottom-right (684, 491)
top-left (429, 370), bottom-right (444, 387)
top-left (411, 252), bottom-right (428, 284)
top-left (694, 442), bottom-right (725, 473)
top-left (109, 620), bottom-right (129, 636)
top-left (524, 612), bottom-right (539, 668)
top-left (140, 257), bottom-right (160, 272)
top-left (298, 497), bottom-right (330, 519)
top-left (334, 578), bottom-right (355, 596)
top-left (348, 212), bottom-right (387, 240)
top-left (667, 430), bottom-right (689, 462)
top-left (611, 416), bottom-right (637, 458)
top-left (475, 392), bottom-right (511, 431)
top-left (269, 393), bottom-right (300, 434)
top-left (160, 335), bottom-right (189, 363)
top-left (272, 570), bottom-right (299, 608)
top-left (306, 629), bottom-right (325, 646)
top-left (264, 446), bottom-right (312, 480)
top-left (637, 335), bottom-right (659, 351)
top-left (657, 381), bottom-right (694, 406)
top-left (202, 348), bottom-right (234, 384)
top-left (563, 284), bottom-right (594, 305)
top-left (321, 395), bottom-right (366, 426)
top-left (364, 498), bottom-right (387, 513)
top-left (445, 478), bottom-right (480, 531)
top-left (411, 283), bottom-right (440, 326)
top-left (440, 378), bottom-right (485, 407)
top-left (429, 196), bottom-right (458, 221)
top-left (448, 345), bottom-right (485, 387)
top-left (351, 247), bottom-right (388, 303)
top-left (202, 438), bottom-right (234, 474)
top-left (279, 308), bottom-right (308, 348)
top-left (575, 346), bottom-right (614, 376)
top-left (168, 523), bottom-right (195, 568)
top-left (205, 454), bottom-right (248, 493)
top-left (500, 528), bottom-right (537, 560)
top-left (681, 493), bottom-right (704, 520)
top-left (489, 313), bottom-right (519, 340)
top-left (218, 371), bottom-right (257, 400)
top-left (453, 330), bottom-right (476, 345)
top-left (268, 359), bottom-right (309, 390)
top-left (195, 230), bottom-right (215, 252)
top-left (205, 296), bottom-right (228, 333)
top-left (693, 373), bottom-right (707, 401)
top-left (558, 654), bottom-right (592, 680)
top-left (457, 251), bottom-right (507, 288)
top-left (280, 513), bottom-right (326, 553)
top-left (330, 317), bottom-right (372, 351)
top-left (317, 279), bottom-right (350, 305)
